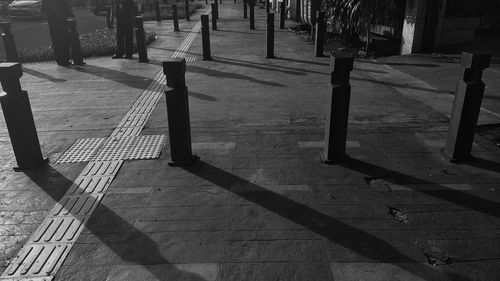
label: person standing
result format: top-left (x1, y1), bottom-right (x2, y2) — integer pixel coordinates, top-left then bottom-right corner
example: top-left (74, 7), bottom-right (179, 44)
top-left (41, 0), bottom-right (74, 66)
top-left (112, 0), bottom-right (136, 59)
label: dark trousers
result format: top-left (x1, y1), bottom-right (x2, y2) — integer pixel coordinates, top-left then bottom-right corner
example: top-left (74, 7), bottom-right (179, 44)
top-left (48, 18), bottom-right (70, 64)
top-left (116, 19), bottom-right (133, 57)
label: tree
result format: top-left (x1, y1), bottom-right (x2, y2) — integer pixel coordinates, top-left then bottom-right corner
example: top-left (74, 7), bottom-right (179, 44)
top-left (325, 0), bottom-right (404, 52)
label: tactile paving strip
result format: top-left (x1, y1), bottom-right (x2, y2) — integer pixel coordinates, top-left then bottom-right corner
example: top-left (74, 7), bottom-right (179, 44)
top-left (91, 135), bottom-right (165, 162)
top-left (55, 138), bottom-right (106, 164)
top-left (2, 16), bottom-right (201, 281)
top-left (56, 136), bottom-right (165, 163)
top-left (172, 22), bottom-right (201, 58)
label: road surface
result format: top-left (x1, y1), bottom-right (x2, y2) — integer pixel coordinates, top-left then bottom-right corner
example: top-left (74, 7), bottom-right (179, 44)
top-left (0, 7), bottom-right (107, 59)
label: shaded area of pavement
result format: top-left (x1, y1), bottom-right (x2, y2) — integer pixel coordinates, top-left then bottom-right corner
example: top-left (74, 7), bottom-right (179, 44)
top-left (1, 1), bottom-right (500, 281)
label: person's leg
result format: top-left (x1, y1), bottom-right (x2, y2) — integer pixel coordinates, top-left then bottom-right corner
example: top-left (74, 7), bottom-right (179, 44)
top-left (113, 19), bottom-right (125, 58)
top-left (124, 20), bottom-right (134, 58)
top-left (48, 20), bottom-right (68, 65)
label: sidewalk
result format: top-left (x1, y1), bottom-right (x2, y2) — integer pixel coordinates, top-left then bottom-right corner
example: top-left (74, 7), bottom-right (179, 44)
top-left (1, 1), bottom-right (500, 281)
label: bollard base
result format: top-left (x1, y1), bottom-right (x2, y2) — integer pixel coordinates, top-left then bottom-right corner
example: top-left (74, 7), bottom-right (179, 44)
top-left (13, 158), bottom-right (48, 171)
top-left (440, 149), bottom-right (472, 164)
top-left (319, 152), bottom-right (349, 165)
top-left (168, 155), bottom-right (200, 166)
top-left (266, 55), bottom-right (275, 59)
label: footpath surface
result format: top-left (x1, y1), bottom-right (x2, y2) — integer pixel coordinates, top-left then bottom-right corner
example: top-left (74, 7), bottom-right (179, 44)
top-left (1, 2), bottom-right (500, 281)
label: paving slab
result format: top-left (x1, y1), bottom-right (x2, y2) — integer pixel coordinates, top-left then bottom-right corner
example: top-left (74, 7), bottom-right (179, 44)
top-left (0, 1), bottom-right (500, 281)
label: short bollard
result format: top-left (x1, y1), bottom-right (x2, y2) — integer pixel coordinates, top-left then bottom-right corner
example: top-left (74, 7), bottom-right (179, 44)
top-left (67, 18), bottom-right (85, 66)
top-left (163, 58), bottom-right (198, 165)
top-left (444, 53), bottom-right (491, 162)
top-left (105, 6), bottom-right (114, 29)
top-left (211, 4), bottom-right (217, 30)
top-left (172, 4), bottom-right (180, 31)
top-left (266, 13), bottom-right (274, 58)
top-left (184, 0), bottom-right (190, 21)
top-left (320, 54), bottom-right (353, 164)
top-left (249, 0), bottom-right (255, 30)
top-left (0, 22), bottom-right (18, 62)
top-left (155, 1), bottom-right (161, 22)
top-left (279, 1), bottom-right (285, 29)
top-left (201, 15), bottom-right (212, 60)
top-left (243, 0), bottom-right (248, 19)
top-left (315, 11), bottom-right (326, 57)
top-left (134, 16), bottom-right (149, 63)
top-left (0, 63), bottom-right (45, 170)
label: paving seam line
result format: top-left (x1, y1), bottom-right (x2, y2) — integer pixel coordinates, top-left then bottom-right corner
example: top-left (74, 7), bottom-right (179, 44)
top-left (1, 19), bottom-right (203, 281)
top-left (373, 62), bottom-right (500, 119)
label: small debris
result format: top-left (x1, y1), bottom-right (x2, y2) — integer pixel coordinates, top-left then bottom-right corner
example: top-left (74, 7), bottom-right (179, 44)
top-left (365, 177), bottom-right (392, 193)
top-left (424, 251), bottom-right (457, 266)
top-left (387, 206), bottom-right (408, 223)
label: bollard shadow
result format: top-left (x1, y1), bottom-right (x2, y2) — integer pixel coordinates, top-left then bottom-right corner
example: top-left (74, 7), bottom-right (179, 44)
top-left (181, 160), bottom-right (470, 281)
top-left (213, 57), bottom-right (305, 76)
top-left (22, 163), bottom-right (209, 281)
top-left (463, 156), bottom-right (500, 175)
top-left (22, 67), bottom-right (67, 83)
top-left (189, 91), bottom-right (218, 101)
top-left (69, 63), bottom-right (162, 91)
top-left (338, 157), bottom-right (500, 219)
top-left (187, 64), bottom-right (285, 87)
top-left (352, 77), bottom-right (455, 94)
top-left (212, 56), bottom-right (329, 76)
top-left (274, 57), bottom-right (389, 74)
top-left (361, 60), bottom-right (440, 68)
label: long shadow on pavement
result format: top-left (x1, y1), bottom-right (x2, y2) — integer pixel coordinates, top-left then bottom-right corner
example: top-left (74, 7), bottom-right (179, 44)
top-left (23, 164), bottom-right (209, 281)
top-left (339, 157), bottom-right (500, 219)
top-left (181, 160), bottom-right (471, 281)
top-left (188, 65), bottom-right (285, 87)
top-left (22, 67), bottom-right (67, 83)
top-left (69, 64), bottom-right (161, 91)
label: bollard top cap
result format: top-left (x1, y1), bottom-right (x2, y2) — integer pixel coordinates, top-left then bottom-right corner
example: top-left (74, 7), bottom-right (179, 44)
top-left (163, 58), bottom-right (186, 89)
top-left (461, 52), bottom-right (491, 70)
top-left (329, 53), bottom-right (353, 72)
top-left (0, 63), bottom-right (22, 79)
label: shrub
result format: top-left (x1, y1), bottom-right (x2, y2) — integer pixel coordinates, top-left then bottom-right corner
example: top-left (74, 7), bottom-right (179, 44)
top-left (141, 3), bottom-right (199, 21)
top-left (16, 28), bottom-right (156, 63)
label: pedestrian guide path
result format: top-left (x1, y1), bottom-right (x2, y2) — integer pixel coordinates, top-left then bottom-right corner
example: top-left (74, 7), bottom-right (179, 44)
top-left (0, 1), bottom-right (499, 281)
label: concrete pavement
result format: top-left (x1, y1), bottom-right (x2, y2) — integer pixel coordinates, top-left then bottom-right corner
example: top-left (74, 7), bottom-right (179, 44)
top-left (1, 1), bottom-right (500, 281)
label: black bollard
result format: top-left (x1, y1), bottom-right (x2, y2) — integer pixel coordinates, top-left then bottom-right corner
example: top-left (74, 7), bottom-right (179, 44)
top-left (67, 18), bottom-right (85, 66)
top-left (321, 54), bottom-right (353, 164)
top-left (315, 11), bottom-right (326, 57)
top-left (444, 53), bottom-right (491, 162)
top-left (219, 0), bottom-right (222, 4)
top-left (0, 63), bottom-right (45, 170)
top-left (214, 0), bottom-right (219, 19)
top-left (172, 4), bottom-right (180, 31)
top-left (279, 1), bottom-right (285, 29)
top-left (266, 13), bottom-right (274, 58)
top-left (243, 0), bottom-right (247, 19)
top-left (234, 0), bottom-right (236, 3)
top-left (134, 16), bottom-right (149, 63)
top-left (105, 6), bottom-right (114, 29)
top-left (155, 1), bottom-right (161, 22)
top-left (249, 0), bottom-right (255, 30)
top-left (205, 0), bottom-right (207, 4)
top-left (0, 22), bottom-right (19, 62)
top-left (211, 4), bottom-right (217, 30)
top-left (265, 0), bottom-right (269, 13)
top-left (163, 58), bottom-right (198, 165)
top-left (184, 0), bottom-right (190, 21)
top-left (201, 15), bottom-right (212, 60)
